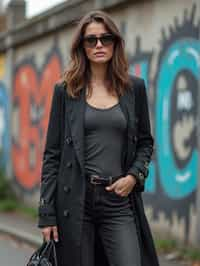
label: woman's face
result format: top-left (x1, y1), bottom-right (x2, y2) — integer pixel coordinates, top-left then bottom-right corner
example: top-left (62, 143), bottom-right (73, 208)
top-left (82, 22), bottom-right (115, 65)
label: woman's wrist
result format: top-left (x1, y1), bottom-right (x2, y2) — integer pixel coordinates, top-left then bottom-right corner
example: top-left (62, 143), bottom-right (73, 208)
top-left (126, 174), bottom-right (137, 184)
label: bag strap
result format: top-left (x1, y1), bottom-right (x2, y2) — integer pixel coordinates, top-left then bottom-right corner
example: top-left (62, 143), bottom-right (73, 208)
top-left (39, 240), bottom-right (58, 266)
top-left (52, 240), bottom-right (58, 266)
top-left (38, 240), bottom-right (53, 263)
top-left (27, 241), bottom-right (47, 262)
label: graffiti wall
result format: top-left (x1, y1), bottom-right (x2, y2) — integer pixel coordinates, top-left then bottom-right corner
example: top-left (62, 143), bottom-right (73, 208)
top-left (1, 0), bottom-right (199, 243)
top-left (0, 54), bottom-right (9, 169)
top-left (121, 1), bottom-right (199, 243)
top-left (12, 43), bottom-right (62, 192)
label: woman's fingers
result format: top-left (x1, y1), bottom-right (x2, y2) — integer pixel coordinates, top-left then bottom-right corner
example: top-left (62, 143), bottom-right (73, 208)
top-left (53, 226), bottom-right (59, 242)
top-left (42, 227), bottom-right (51, 242)
top-left (105, 181), bottom-right (117, 191)
top-left (42, 226), bottom-right (59, 242)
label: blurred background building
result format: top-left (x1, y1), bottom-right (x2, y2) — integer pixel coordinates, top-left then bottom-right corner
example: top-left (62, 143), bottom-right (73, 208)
top-left (0, 0), bottom-right (199, 247)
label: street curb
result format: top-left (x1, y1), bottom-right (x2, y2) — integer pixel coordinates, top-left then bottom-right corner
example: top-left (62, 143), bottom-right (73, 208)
top-left (0, 222), bottom-right (42, 247)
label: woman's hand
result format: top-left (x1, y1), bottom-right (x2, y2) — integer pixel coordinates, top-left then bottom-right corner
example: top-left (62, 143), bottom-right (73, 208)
top-left (41, 226), bottom-right (59, 242)
top-left (105, 175), bottom-right (137, 197)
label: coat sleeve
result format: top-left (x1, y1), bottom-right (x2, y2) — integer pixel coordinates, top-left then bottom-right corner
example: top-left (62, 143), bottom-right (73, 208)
top-left (126, 78), bottom-right (154, 190)
top-left (38, 83), bottom-right (62, 228)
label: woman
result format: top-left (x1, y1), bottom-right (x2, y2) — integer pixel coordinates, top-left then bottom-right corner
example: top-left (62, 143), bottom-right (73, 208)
top-left (38, 10), bottom-right (159, 266)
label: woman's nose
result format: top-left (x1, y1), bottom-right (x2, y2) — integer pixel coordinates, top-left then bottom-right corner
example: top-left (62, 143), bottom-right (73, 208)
top-left (96, 39), bottom-right (103, 47)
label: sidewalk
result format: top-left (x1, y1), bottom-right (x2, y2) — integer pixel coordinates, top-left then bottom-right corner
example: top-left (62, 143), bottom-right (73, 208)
top-left (0, 211), bottom-right (188, 266)
top-left (0, 211), bottom-right (41, 246)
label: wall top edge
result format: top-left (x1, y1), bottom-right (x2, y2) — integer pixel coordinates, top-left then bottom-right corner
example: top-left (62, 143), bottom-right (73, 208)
top-left (0, 0), bottom-right (135, 52)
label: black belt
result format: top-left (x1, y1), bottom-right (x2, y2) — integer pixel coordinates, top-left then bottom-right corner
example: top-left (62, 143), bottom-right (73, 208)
top-left (86, 174), bottom-right (124, 186)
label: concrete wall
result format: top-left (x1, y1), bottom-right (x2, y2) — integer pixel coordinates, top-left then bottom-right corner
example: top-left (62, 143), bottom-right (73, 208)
top-left (0, 0), bottom-right (199, 245)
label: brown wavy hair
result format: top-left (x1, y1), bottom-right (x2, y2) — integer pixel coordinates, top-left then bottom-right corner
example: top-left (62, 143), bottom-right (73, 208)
top-left (62, 10), bottom-right (131, 98)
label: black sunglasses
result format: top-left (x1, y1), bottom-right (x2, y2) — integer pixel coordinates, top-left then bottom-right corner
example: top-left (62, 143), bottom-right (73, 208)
top-left (82, 33), bottom-right (116, 48)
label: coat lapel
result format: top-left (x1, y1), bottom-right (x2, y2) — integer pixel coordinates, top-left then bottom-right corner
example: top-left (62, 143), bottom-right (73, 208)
top-left (66, 85), bottom-right (136, 176)
top-left (65, 88), bottom-right (86, 175)
top-left (119, 87), bottom-right (136, 171)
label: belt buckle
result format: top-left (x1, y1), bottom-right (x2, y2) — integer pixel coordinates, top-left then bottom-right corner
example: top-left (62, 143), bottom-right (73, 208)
top-left (90, 175), bottom-right (101, 185)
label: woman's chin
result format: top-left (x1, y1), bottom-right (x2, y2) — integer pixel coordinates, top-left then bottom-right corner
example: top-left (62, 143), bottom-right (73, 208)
top-left (91, 58), bottom-right (110, 64)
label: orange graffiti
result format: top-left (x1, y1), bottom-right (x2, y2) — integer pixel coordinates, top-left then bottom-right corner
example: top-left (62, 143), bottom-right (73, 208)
top-left (12, 53), bottom-right (62, 190)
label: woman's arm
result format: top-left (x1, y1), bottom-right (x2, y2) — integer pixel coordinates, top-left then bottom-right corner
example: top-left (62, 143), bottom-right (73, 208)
top-left (38, 83), bottom-right (62, 228)
top-left (126, 78), bottom-right (154, 191)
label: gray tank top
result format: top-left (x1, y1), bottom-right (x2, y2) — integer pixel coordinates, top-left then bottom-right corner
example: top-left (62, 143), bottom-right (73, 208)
top-left (84, 101), bottom-right (127, 177)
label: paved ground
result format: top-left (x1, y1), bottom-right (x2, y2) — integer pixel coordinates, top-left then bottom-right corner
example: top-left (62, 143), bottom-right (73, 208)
top-left (0, 233), bottom-right (35, 266)
top-left (0, 211), bottom-right (190, 266)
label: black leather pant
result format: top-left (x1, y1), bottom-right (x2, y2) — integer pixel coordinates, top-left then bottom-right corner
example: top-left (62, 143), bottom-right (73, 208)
top-left (80, 177), bottom-right (141, 266)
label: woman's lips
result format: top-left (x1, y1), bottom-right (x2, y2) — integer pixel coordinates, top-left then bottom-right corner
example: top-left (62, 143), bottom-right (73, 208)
top-left (94, 52), bottom-right (105, 56)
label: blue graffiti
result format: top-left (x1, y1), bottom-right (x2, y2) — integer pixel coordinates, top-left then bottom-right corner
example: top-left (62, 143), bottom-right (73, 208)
top-left (0, 82), bottom-right (10, 170)
top-left (156, 40), bottom-right (200, 199)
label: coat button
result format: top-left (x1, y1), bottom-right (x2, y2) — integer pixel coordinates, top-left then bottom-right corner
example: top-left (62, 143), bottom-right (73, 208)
top-left (138, 172), bottom-right (144, 179)
top-left (40, 198), bottom-right (45, 205)
top-left (65, 136), bottom-right (72, 144)
top-left (64, 186), bottom-right (71, 193)
top-left (66, 161), bottom-right (72, 168)
top-left (63, 209), bottom-right (69, 217)
top-left (131, 135), bottom-right (137, 143)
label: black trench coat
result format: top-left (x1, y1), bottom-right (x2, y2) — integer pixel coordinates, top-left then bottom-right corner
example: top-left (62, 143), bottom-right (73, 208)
top-left (38, 75), bottom-right (160, 266)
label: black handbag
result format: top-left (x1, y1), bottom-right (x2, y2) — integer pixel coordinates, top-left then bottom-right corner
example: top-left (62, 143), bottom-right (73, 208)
top-left (26, 239), bottom-right (58, 266)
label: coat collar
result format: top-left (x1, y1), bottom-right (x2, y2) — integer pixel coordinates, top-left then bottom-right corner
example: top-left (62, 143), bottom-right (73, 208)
top-left (65, 85), bottom-right (136, 175)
